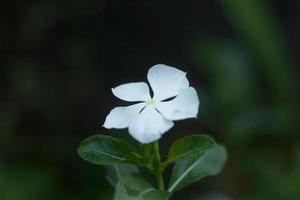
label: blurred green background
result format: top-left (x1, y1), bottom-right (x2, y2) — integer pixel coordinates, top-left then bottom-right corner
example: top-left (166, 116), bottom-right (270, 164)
top-left (1, 0), bottom-right (299, 199)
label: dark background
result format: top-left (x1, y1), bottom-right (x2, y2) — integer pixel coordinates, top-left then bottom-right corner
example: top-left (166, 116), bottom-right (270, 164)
top-left (0, 0), bottom-right (299, 199)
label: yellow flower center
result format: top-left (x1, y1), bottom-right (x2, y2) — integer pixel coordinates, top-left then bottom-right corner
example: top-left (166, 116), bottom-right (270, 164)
top-left (146, 99), bottom-right (156, 105)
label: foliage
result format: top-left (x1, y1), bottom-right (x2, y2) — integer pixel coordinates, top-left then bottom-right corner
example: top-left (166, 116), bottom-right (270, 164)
top-left (78, 135), bottom-right (227, 199)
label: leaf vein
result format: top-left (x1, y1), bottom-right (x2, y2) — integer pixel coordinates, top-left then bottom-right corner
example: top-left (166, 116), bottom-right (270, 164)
top-left (86, 149), bottom-right (126, 161)
top-left (168, 155), bottom-right (205, 192)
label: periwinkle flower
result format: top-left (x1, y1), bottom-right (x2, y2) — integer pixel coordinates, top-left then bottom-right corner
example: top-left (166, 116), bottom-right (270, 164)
top-left (103, 64), bottom-right (199, 143)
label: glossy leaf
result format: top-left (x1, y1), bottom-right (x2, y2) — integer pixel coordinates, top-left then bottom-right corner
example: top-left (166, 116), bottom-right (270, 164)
top-left (77, 134), bottom-right (139, 165)
top-left (166, 135), bottom-right (215, 164)
top-left (106, 164), bottom-right (139, 187)
top-left (114, 173), bottom-right (170, 200)
top-left (140, 190), bottom-right (170, 200)
top-left (114, 182), bottom-right (136, 200)
top-left (168, 145), bottom-right (227, 192)
top-left (122, 173), bottom-right (153, 194)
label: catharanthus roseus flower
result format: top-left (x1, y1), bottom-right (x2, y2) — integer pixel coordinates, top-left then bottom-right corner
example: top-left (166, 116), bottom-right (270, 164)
top-left (103, 64), bottom-right (199, 143)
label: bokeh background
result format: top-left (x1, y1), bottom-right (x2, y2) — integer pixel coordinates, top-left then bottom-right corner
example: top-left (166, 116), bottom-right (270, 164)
top-left (1, 0), bottom-right (299, 199)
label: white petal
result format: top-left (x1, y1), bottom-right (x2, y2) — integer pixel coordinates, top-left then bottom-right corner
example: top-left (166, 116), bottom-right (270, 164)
top-left (103, 103), bottom-right (146, 129)
top-left (128, 106), bottom-right (174, 143)
top-left (112, 82), bottom-right (151, 102)
top-left (155, 87), bottom-right (199, 121)
top-left (147, 64), bottom-right (189, 100)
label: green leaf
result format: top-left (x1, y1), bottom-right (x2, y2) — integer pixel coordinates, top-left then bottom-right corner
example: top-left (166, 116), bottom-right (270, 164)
top-left (114, 183), bottom-right (170, 200)
top-left (122, 173), bottom-right (153, 194)
top-left (114, 173), bottom-right (171, 200)
top-left (77, 134), bottom-right (139, 165)
top-left (168, 145), bottom-right (227, 192)
top-left (106, 164), bottom-right (139, 187)
top-left (140, 190), bottom-right (170, 200)
top-left (166, 135), bottom-right (216, 164)
top-left (114, 182), bottom-right (136, 200)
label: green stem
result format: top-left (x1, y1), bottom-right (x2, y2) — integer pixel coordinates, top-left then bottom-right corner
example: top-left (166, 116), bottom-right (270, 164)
top-left (156, 170), bottom-right (164, 191)
top-left (153, 140), bottom-right (164, 190)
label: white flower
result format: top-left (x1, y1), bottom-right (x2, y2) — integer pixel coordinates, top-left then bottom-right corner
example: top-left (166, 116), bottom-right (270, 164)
top-left (103, 64), bottom-right (199, 143)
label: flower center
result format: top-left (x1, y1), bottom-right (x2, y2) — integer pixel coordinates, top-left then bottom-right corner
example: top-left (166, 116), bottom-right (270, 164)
top-left (146, 99), bottom-right (156, 106)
